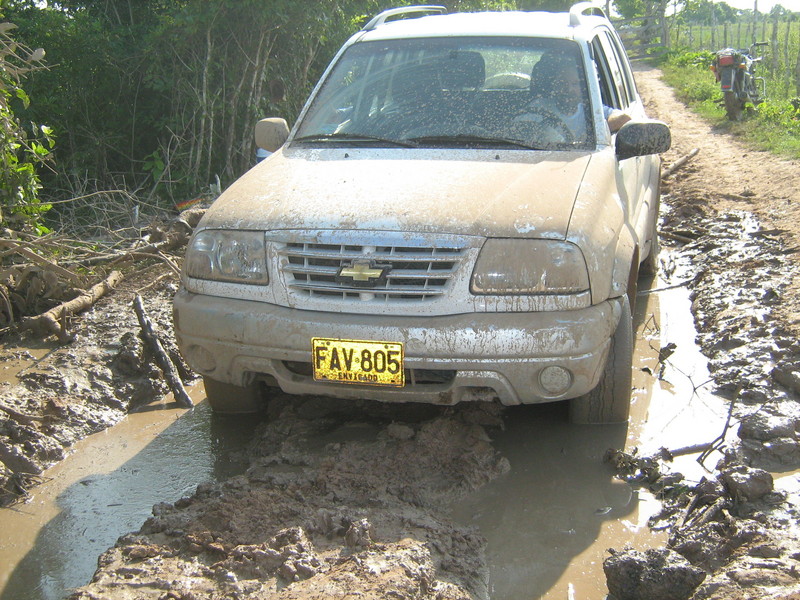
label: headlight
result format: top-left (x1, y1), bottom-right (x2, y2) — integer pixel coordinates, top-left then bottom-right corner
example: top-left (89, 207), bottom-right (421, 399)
top-left (184, 230), bottom-right (268, 284)
top-left (471, 239), bottom-right (589, 295)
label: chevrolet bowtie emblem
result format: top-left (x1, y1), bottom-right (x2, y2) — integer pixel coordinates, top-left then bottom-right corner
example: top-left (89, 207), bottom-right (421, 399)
top-left (337, 260), bottom-right (390, 287)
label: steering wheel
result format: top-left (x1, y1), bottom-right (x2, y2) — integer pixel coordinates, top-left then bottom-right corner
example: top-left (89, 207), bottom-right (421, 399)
top-left (512, 106), bottom-right (574, 145)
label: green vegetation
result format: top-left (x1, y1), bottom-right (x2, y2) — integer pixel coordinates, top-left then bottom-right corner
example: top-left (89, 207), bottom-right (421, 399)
top-left (0, 20), bottom-right (53, 231)
top-left (3, 0), bottom-right (522, 231)
top-left (2, 0), bottom-right (794, 233)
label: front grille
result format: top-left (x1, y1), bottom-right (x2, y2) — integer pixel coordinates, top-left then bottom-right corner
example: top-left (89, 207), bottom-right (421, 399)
top-left (278, 242), bottom-right (465, 301)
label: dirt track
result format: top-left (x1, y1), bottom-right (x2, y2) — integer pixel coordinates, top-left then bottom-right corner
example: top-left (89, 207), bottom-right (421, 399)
top-left (634, 64), bottom-right (800, 334)
top-left (2, 64), bottom-right (800, 600)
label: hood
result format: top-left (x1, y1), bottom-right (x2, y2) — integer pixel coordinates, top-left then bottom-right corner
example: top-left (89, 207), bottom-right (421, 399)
top-left (201, 147), bottom-right (593, 239)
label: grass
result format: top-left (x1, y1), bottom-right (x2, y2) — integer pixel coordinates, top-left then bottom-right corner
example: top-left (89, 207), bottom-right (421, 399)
top-left (655, 50), bottom-right (800, 160)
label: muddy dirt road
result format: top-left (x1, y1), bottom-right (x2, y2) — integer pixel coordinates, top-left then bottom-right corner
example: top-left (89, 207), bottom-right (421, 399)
top-left (2, 283), bottom-right (715, 600)
top-left (1, 63), bottom-right (800, 600)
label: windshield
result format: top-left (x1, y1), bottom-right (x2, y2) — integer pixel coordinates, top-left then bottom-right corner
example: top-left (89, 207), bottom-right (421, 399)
top-left (295, 36), bottom-right (595, 151)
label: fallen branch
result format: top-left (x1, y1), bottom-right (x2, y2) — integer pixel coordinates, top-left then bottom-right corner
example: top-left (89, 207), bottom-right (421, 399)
top-left (108, 234), bottom-right (189, 268)
top-left (132, 294), bottom-right (193, 409)
top-left (698, 384), bottom-right (742, 467)
top-left (663, 148), bottom-right (699, 178)
top-left (637, 278), bottom-right (693, 296)
top-left (129, 250), bottom-right (181, 276)
top-left (686, 495), bottom-right (729, 529)
top-left (0, 402), bottom-right (45, 427)
top-left (665, 442), bottom-right (715, 458)
top-left (19, 270), bottom-right (124, 342)
top-left (660, 230), bottom-right (697, 245)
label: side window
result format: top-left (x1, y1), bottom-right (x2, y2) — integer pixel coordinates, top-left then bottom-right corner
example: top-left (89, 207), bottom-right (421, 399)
top-left (591, 36), bottom-right (619, 109)
top-left (600, 31), bottom-right (633, 106)
top-left (596, 32), bottom-right (630, 108)
top-left (606, 31), bottom-right (638, 103)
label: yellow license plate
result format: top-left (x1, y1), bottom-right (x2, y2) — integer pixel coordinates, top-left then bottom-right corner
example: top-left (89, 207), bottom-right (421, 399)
top-left (312, 338), bottom-right (404, 387)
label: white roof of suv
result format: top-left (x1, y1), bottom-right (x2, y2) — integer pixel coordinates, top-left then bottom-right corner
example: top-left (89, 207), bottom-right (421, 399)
top-left (358, 3), bottom-right (612, 42)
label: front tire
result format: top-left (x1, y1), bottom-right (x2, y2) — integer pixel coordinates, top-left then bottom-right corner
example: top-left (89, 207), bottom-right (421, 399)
top-left (569, 296), bottom-right (633, 424)
top-left (202, 375), bottom-right (264, 414)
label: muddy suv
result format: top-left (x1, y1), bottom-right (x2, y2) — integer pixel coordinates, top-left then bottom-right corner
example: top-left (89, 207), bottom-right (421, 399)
top-left (173, 3), bottom-right (670, 423)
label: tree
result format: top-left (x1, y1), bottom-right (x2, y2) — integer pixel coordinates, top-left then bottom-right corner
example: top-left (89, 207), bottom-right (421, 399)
top-left (5, 0), bottom-right (523, 208)
top-left (0, 20), bottom-right (53, 229)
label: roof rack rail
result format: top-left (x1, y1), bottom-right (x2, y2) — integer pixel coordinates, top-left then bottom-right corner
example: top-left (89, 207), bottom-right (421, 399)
top-left (569, 2), bottom-right (607, 26)
top-left (362, 5), bottom-right (447, 31)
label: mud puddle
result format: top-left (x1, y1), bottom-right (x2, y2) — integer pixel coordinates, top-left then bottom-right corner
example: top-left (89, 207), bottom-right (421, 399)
top-left (4, 230), bottom-right (789, 599)
top-left (0, 387), bottom-right (262, 600)
top-left (450, 264), bottom-right (732, 599)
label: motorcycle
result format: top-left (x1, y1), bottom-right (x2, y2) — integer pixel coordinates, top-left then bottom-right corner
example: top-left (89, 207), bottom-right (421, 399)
top-left (710, 42), bottom-right (768, 121)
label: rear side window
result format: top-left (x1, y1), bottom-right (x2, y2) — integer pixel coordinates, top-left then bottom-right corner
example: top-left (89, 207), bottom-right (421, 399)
top-left (591, 32), bottom-right (630, 110)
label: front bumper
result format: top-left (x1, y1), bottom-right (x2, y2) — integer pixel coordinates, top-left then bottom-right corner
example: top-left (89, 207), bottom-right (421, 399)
top-left (173, 289), bottom-right (622, 405)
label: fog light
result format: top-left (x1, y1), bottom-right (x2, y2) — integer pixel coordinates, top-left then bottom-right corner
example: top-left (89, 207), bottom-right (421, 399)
top-left (185, 344), bottom-right (216, 373)
top-left (538, 366), bottom-right (572, 395)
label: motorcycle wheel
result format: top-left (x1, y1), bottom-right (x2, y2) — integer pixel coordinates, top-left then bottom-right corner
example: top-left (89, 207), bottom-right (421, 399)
top-left (724, 91), bottom-right (745, 121)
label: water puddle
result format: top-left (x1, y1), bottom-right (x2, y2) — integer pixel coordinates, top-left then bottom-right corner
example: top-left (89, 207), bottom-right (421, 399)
top-left (0, 342), bottom-right (52, 386)
top-left (0, 385), bottom-right (263, 600)
top-left (451, 259), bottom-right (731, 599)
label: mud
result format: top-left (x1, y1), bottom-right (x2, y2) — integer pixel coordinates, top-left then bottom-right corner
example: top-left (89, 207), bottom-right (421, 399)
top-left (69, 397), bottom-right (509, 600)
top-left (600, 65), bottom-right (800, 600)
top-left (0, 273), bottom-right (184, 503)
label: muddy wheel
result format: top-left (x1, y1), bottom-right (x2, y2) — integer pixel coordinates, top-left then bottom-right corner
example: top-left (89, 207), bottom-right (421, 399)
top-left (723, 91), bottom-right (744, 121)
top-left (569, 296), bottom-right (633, 424)
top-left (202, 376), bottom-right (264, 414)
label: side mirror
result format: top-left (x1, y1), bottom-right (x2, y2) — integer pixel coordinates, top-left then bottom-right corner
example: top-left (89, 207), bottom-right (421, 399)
top-left (615, 120), bottom-right (671, 160)
top-left (255, 118), bottom-right (290, 153)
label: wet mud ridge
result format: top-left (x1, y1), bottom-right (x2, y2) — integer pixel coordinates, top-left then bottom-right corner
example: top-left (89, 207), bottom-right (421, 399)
top-left (598, 65), bottom-right (800, 600)
top-left (604, 197), bottom-right (800, 600)
top-left (70, 399), bottom-right (509, 600)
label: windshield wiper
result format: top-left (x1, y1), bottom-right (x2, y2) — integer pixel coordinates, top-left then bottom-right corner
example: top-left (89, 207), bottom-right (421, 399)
top-left (407, 134), bottom-right (548, 150)
top-left (293, 133), bottom-right (418, 148)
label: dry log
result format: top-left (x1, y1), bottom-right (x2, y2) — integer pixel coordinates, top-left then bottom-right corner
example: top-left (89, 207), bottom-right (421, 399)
top-left (663, 148), bottom-right (700, 177)
top-left (132, 294), bottom-right (193, 409)
top-left (19, 270), bottom-right (124, 342)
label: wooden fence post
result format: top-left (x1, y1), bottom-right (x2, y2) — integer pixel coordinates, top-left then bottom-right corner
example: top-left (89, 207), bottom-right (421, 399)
top-left (771, 17), bottom-right (778, 73)
top-left (711, 12), bottom-right (717, 48)
top-left (784, 18), bottom-right (791, 81)
top-left (795, 37), bottom-right (800, 95)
